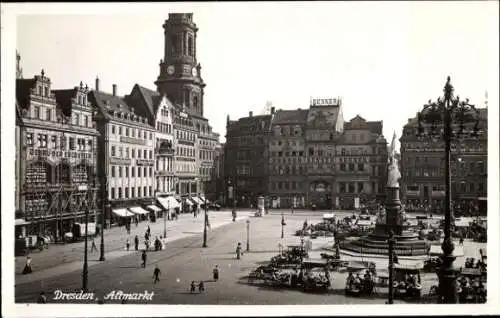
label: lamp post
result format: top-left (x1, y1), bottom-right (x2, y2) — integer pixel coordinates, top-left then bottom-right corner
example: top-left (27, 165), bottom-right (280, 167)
top-left (82, 199), bottom-right (89, 292)
top-left (164, 200), bottom-right (169, 239)
top-left (281, 212), bottom-right (285, 239)
top-left (203, 192), bottom-right (208, 248)
top-left (246, 219), bottom-right (250, 252)
top-left (99, 175), bottom-right (107, 262)
top-left (387, 230), bottom-right (395, 304)
top-left (417, 76), bottom-right (482, 304)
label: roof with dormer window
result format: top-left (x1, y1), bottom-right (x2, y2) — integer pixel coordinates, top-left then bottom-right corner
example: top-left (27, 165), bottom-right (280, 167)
top-left (15, 78), bottom-right (37, 109)
top-left (88, 90), bottom-right (153, 128)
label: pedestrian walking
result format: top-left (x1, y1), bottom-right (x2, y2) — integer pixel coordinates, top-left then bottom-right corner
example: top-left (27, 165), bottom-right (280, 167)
top-left (91, 238), bottom-right (98, 252)
top-left (190, 281), bottom-right (196, 293)
top-left (141, 250), bottom-right (147, 268)
top-left (22, 256), bottom-right (33, 275)
top-left (126, 238), bottom-right (130, 251)
top-left (153, 265), bottom-right (161, 284)
top-left (198, 281), bottom-right (205, 293)
top-left (134, 235), bottom-right (139, 251)
top-left (213, 265), bottom-right (219, 281)
top-left (37, 291), bottom-right (47, 303)
top-left (147, 225), bottom-right (151, 237)
top-left (135, 217), bottom-right (139, 227)
top-left (145, 239), bottom-right (150, 251)
top-left (236, 242), bottom-right (242, 260)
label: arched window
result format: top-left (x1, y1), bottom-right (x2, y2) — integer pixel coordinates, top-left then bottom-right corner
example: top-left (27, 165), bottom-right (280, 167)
top-left (188, 36), bottom-right (193, 56)
top-left (193, 95), bottom-right (198, 111)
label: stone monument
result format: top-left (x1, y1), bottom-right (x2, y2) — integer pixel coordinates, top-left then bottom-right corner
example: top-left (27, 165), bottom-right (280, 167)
top-left (338, 141), bottom-right (428, 256)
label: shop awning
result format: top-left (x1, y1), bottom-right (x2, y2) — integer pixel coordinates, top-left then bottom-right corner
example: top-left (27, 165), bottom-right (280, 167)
top-left (112, 208), bottom-right (134, 218)
top-left (191, 196), bottom-right (204, 205)
top-left (199, 196), bottom-right (210, 204)
top-left (429, 245), bottom-right (442, 256)
top-left (15, 219), bottom-right (31, 226)
top-left (323, 213), bottom-right (335, 219)
top-left (128, 206), bottom-right (150, 215)
top-left (184, 198), bottom-right (194, 206)
top-left (356, 220), bottom-right (373, 226)
top-left (147, 205), bottom-right (162, 212)
top-left (158, 197), bottom-right (181, 209)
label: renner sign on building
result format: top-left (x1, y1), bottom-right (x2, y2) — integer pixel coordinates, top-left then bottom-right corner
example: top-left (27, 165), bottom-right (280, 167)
top-left (310, 97), bottom-right (342, 106)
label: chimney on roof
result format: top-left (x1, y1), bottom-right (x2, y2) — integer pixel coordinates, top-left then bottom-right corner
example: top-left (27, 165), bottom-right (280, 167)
top-left (249, 111), bottom-right (253, 117)
top-left (112, 84), bottom-right (117, 96)
top-left (271, 107), bottom-right (275, 114)
top-left (95, 77), bottom-right (100, 91)
top-left (226, 115), bottom-right (230, 125)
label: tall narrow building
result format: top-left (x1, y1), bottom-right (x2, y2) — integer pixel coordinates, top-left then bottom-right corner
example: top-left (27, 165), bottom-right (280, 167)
top-left (155, 13), bottom-right (218, 202)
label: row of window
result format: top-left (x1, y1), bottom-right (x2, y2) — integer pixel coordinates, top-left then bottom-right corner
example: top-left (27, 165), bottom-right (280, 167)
top-left (157, 122), bottom-right (172, 134)
top-left (111, 146), bottom-right (153, 160)
top-left (269, 148), bottom-right (376, 157)
top-left (110, 186), bottom-right (153, 200)
top-left (176, 162), bottom-right (196, 173)
top-left (111, 125), bottom-right (153, 140)
top-left (176, 146), bottom-right (195, 158)
top-left (406, 182), bottom-right (486, 193)
top-left (200, 166), bottom-right (213, 177)
top-left (200, 149), bottom-right (213, 161)
top-left (199, 138), bottom-right (216, 148)
top-left (156, 157), bottom-right (174, 172)
top-left (26, 133), bottom-right (93, 151)
top-left (175, 130), bottom-right (196, 141)
top-left (111, 165), bottom-right (154, 178)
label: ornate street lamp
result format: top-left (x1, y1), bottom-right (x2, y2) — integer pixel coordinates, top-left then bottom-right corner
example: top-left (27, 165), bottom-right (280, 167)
top-left (387, 230), bottom-right (395, 304)
top-left (202, 192), bottom-right (208, 248)
top-left (281, 212), bottom-right (286, 239)
top-left (82, 198), bottom-right (89, 292)
top-left (99, 175), bottom-right (107, 262)
top-left (417, 76), bottom-right (482, 303)
top-left (246, 219), bottom-right (250, 252)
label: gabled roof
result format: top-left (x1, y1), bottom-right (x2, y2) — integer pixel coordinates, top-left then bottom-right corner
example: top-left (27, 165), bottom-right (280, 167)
top-left (344, 115), bottom-right (383, 134)
top-left (16, 78), bottom-right (36, 108)
top-left (227, 114), bottom-right (272, 135)
top-left (306, 105), bottom-right (340, 129)
top-left (273, 109), bottom-right (309, 124)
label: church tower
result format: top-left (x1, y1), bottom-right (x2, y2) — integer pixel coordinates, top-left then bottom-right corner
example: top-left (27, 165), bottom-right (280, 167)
top-left (155, 13), bottom-right (206, 117)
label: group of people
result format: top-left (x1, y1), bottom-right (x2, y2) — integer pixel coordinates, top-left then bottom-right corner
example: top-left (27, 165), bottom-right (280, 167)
top-left (345, 270), bottom-right (375, 294)
top-left (458, 276), bottom-right (486, 303)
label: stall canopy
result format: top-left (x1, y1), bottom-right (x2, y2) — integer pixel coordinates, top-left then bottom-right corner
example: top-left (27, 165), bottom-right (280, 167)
top-left (147, 205), bottom-right (162, 212)
top-left (158, 197), bottom-right (181, 209)
top-left (323, 213), bottom-right (335, 220)
top-left (199, 196), bottom-right (210, 204)
top-left (15, 219), bottom-right (31, 226)
top-left (429, 244), bottom-right (442, 256)
top-left (356, 220), bottom-right (373, 227)
top-left (112, 208), bottom-right (134, 218)
top-left (128, 206), bottom-right (150, 215)
top-left (191, 196), bottom-right (204, 205)
top-left (184, 198), bottom-right (194, 206)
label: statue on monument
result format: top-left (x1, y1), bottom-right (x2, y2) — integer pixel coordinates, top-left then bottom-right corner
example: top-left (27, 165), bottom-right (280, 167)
top-left (387, 131), bottom-right (401, 188)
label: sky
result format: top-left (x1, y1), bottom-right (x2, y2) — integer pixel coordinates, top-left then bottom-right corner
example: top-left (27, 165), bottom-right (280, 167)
top-left (8, 2), bottom-right (500, 148)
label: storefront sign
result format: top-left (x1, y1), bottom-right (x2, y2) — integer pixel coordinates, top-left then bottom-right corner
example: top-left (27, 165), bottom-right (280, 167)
top-left (120, 136), bottom-right (146, 145)
top-left (136, 159), bottom-right (154, 166)
top-left (28, 148), bottom-right (92, 160)
top-left (311, 98), bottom-right (340, 106)
top-left (109, 157), bottom-right (131, 165)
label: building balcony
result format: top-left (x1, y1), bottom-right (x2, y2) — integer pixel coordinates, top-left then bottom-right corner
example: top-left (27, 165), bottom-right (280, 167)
top-left (156, 146), bottom-right (175, 155)
top-left (155, 170), bottom-right (175, 177)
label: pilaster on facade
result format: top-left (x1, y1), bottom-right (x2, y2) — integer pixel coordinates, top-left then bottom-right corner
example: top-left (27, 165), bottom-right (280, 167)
top-left (16, 70), bottom-right (100, 238)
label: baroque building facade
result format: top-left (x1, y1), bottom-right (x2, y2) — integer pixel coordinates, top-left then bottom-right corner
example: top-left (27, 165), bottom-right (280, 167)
top-left (400, 108), bottom-right (487, 215)
top-left (16, 67), bottom-right (99, 239)
top-left (225, 111), bottom-right (273, 207)
top-left (89, 80), bottom-right (156, 224)
top-left (225, 98), bottom-right (389, 210)
top-left (154, 13), bottom-right (219, 207)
